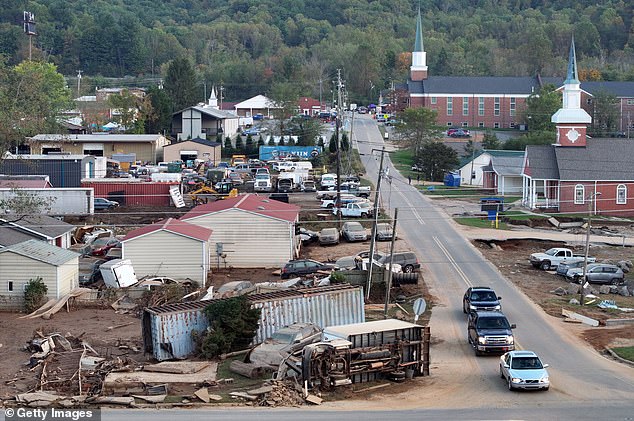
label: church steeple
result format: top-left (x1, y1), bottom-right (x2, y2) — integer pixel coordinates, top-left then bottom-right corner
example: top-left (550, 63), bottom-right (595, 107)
top-left (410, 7), bottom-right (428, 81)
top-left (552, 36), bottom-right (591, 147)
top-left (207, 86), bottom-right (218, 109)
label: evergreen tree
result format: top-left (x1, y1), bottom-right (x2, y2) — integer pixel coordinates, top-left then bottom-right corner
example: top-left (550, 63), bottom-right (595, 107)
top-left (482, 131), bottom-right (500, 150)
top-left (318, 137), bottom-right (325, 148)
top-left (341, 132), bottom-right (350, 151)
top-left (145, 85), bottom-right (173, 134)
top-left (278, 136), bottom-right (286, 146)
top-left (257, 135), bottom-right (265, 147)
top-left (419, 141), bottom-right (459, 182)
top-left (222, 136), bottom-right (233, 158)
top-left (164, 58), bottom-right (199, 112)
top-left (328, 133), bottom-right (337, 154)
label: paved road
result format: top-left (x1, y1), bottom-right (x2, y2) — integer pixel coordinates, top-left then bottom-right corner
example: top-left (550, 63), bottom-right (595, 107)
top-left (350, 114), bottom-right (634, 409)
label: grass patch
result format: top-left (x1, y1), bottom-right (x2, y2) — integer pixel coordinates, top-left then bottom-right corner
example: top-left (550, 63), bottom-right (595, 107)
top-left (611, 346), bottom-right (634, 362)
top-left (390, 149), bottom-right (418, 179)
top-left (455, 216), bottom-right (510, 229)
top-left (421, 185), bottom-right (490, 198)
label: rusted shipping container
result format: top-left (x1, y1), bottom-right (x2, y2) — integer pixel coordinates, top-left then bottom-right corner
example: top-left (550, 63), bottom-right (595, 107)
top-left (81, 181), bottom-right (178, 206)
top-left (142, 284), bottom-right (365, 361)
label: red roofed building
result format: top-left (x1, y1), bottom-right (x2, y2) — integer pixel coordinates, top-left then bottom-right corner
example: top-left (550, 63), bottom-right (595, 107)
top-left (297, 97), bottom-right (321, 116)
top-left (121, 218), bottom-right (213, 283)
top-left (182, 194), bottom-right (300, 268)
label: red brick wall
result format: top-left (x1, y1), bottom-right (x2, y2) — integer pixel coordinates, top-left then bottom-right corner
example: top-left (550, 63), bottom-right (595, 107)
top-left (559, 181), bottom-right (634, 217)
top-left (410, 95), bottom-right (527, 129)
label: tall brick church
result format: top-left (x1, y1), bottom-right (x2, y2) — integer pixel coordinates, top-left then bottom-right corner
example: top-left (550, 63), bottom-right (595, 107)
top-left (401, 9), bottom-right (634, 134)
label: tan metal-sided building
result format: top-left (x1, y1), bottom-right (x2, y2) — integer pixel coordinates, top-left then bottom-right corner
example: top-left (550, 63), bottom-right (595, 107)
top-left (0, 239), bottom-right (80, 310)
top-left (163, 138), bottom-right (222, 166)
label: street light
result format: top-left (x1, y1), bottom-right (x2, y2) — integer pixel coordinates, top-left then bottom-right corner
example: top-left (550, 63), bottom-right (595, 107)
top-left (580, 192), bottom-right (601, 306)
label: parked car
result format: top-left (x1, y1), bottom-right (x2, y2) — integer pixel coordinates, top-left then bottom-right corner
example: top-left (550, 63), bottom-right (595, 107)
top-left (319, 228), bottom-right (340, 245)
top-left (467, 310), bottom-right (515, 356)
top-left (280, 259), bottom-right (336, 279)
top-left (499, 350), bottom-right (550, 391)
top-left (248, 323), bottom-right (322, 367)
top-left (228, 172), bottom-right (244, 185)
top-left (556, 260), bottom-right (586, 277)
top-left (375, 223), bottom-right (397, 241)
top-left (340, 221), bottom-right (368, 242)
top-left (78, 257), bottom-right (106, 285)
top-left (90, 237), bottom-right (121, 256)
top-left (357, 106), bottom-right (368, 114)
top-left (94, 198), bottom-right (119, 210)
top-left (377, 251), bottom-right (419, 273)
top-left (411, 164), bottom-right (423, 172)
top-left (242, 126), bottom-right (265, 136)
top-left (301, 179), bottom-right (316, 192)
top-left (448, 128), bottom-right (471, 137)
top-left (298, 227), bottom-right (319, 244)
top-left (463, 286), bottom-right (502, 313)
top-left (566, 263), bottom-right (625, 285)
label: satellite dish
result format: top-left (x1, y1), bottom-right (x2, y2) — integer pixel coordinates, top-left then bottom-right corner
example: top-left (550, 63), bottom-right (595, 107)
top-left (413, 298), bottom-right (426, 323)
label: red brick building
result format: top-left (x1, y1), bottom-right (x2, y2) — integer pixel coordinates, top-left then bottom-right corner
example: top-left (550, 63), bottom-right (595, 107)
top-left (403, 10), bottom-right (634, 134)
top-left (523, 40), bottom-right (634, 217)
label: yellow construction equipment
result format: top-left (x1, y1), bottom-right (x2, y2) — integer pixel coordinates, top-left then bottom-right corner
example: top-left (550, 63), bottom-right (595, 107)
top-left (189, 182), bottom-right (237, 205)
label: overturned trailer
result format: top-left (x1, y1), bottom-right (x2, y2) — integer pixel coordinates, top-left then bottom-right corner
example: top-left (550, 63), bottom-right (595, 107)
top-left (142, 284), bottom-right (365, 361)
top-left (277, 319), bottom-right (430, 388)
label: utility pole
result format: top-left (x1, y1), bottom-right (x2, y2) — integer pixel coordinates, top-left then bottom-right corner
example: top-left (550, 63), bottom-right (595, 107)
top-left (23, 11), bottom-right (36, 61)
top-left (219, 83), bottom-right (225, 110)
top-left (76, 70), bottom-right (82, 97)
top-left (366, 146), bottom-right (386, 300)
top-left (580, 192), bottom-right (601, 306)
top-left (384, 208), bottom-right (399, 318)
top-left (319, 78), bottom-right (323, 110)
top-left (335, 69), bottom-right (343, 227)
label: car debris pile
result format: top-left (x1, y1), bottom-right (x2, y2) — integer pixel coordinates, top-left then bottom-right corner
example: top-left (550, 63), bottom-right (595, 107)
top-left (229, 380), bottom-right (307, 407)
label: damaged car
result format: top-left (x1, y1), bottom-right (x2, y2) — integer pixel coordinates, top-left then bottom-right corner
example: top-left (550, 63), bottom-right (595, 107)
top-left (248, 323), bottom-right (322, 367)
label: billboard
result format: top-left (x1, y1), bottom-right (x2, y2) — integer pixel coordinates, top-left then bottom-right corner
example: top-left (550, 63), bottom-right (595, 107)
top-left (259, 146), bottom-right (322, 161)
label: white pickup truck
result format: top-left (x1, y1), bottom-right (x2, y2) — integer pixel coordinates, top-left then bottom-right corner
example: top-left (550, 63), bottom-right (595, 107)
top-left (529, 247), bottom-right (596, 271)
top-left (334, 201), bottom-right (374, 218)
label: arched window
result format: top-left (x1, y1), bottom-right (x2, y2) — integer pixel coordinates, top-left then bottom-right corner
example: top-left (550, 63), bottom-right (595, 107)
top-left (617, 184), bottom-right (627, 205)
top-left (574, 184), bottom-right (585, 205)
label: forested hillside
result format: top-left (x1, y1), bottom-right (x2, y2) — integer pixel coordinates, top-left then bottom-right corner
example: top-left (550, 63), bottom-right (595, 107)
top-left (1, 0), bottom-right (631, 101)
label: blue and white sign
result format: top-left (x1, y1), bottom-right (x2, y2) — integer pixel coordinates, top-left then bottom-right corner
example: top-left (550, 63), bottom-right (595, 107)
top-left (259, 146), bottom-right (322, 161)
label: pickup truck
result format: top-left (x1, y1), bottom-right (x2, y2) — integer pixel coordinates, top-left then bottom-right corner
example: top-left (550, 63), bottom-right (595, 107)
top-left (529, 247), bottom-right (596, 271)
top-left (317, 183), bottom-right (371, 199)
top-left (334, 201), bottom-right (374, 218)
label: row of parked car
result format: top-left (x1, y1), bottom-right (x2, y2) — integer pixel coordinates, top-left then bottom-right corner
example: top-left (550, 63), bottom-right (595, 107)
top-left (462, 286), bottom-right (550, 392)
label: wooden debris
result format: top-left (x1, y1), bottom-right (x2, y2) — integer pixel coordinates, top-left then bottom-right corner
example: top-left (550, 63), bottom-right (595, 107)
top-left (144, 361), bottom-right (210, 374)
top-left (395, 303), bottom-right (410, 315)
top-left (561, 308), bottom-right (599, 326)
top-left (132, 394), bottom-right (166, 403)
top-left (194, 387), bottom-right (210, 403)
top-left (229, 391), bottom-right (257, 401)
top-left (563, 318), bottom-right (582, 324)
top-left (247, 385), bottom-right (274, 396)
top-left (91, 396), bottom-right (135, 405)
top-left (19, 288), bottom-right (92, 319)
top-left (305, 394), bottom-right (323, 405)
top-left (106, 322), bottom-right (135, 331)
top-left (353, 383), bottom-right (390, 393)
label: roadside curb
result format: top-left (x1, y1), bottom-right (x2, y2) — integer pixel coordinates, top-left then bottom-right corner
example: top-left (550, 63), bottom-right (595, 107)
top-left (605, 347), bottom-right (634, 366)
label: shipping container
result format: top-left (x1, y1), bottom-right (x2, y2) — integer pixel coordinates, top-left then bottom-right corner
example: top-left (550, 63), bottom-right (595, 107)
top-left (81, 180), bottom-right (179, 206)
top-left (0, 187), bottom-right (94, 215)
top-left (142, 284), bottom-right (365, 361)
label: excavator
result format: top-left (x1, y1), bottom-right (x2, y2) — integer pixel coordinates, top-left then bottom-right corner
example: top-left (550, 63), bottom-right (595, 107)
top-left (189, 181), bottom-right (238, 205)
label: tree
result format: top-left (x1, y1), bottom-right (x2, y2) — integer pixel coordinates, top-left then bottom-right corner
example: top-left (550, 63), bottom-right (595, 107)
top-left (196, 295), bottom-right (261, 358)
top-left (145, 85), bottom-right (173, 134)
top-left (0, 60), bottom-right (72, 154)
top-left (222, 136), bottom-right (233, 158)
top-left (328, 133), bottom-right (337, 154)
top-left (257, 135), bottom-right (265, 147)
top-left (394, 108), bottom-right (441, 158)
top-left (591, 91), bottom-right (619, 136)
top-left (107, 89), bottom-right (145, 132)
top-left (418, 141), bottom-right (459, 182)
top-left (522, 84), bottom-right (560, 133)
top-left (463, 139), bottom-right (477, 158)
top-left (340, 132), bottom-right (350, 151)
top-left (482, 131), bottom-right (500, 150)
top-left (269, 82), bottom-right (300, 135)
top-left (164, 58), bottom-right (199, 112)
top-left (24, 277), bottom-right (47, 313)
top-left (503, 131), bottom-right (555, 150)
top-left (245, 134), bottom-right (256, 157)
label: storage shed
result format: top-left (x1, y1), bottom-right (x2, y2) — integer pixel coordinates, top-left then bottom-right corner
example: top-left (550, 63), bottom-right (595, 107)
top-left (163, 138), bottom-right (222, 167)
top-left (181, 194), bottom-right (300, 268)
top-left (0, 239), bottom-right (80, 310)
top-left (142, 284), bottom-right (365, 361)
top-left (121, 218), bottom-right (212, 284)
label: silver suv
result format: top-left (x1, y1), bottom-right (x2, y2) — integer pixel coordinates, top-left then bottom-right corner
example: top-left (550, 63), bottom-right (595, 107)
top-left (566, 263), bottom-right (625, 285)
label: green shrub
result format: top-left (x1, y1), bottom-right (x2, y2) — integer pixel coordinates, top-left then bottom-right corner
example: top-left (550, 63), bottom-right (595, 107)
top-left (195, 295), bottom-right (261, 359)
top-left (24, 277), bottom-right (48, 313)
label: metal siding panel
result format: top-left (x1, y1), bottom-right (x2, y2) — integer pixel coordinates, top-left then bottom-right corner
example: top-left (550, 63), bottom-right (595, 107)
top-left (144, 286), bottom-right (364, 360)
top-left (81, 182), bottom-right (178, 206)
top-left (0, 160), bottom-right (82, 187)
top-left (124, 231), bottom-right (206, 282)
top-left (188, 210), bottom-right (292, 267)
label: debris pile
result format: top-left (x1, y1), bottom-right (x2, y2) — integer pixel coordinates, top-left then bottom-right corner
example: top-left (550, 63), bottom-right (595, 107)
top-left (228, 380), bottom-right (307, 407)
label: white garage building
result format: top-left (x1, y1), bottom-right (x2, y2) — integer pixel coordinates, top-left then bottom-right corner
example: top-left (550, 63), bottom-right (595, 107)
top-left (181, 194), bottom-right (300, 268)
top-left (121, 218), bottom-right (213, 284)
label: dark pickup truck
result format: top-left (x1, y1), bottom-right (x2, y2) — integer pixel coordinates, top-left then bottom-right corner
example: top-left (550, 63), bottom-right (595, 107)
top-left (463, 287), bottom-right (501, 313)
top-left (467, 311), bottom-right (515, 356)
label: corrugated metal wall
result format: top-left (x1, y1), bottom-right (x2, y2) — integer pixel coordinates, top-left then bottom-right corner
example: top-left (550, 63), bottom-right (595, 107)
top-left (0, 160), bottom-right (83, 187)
top-left (143, 285), bottom-right (365, 361)
top-left (81, 181), bottom-right (178, 206)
